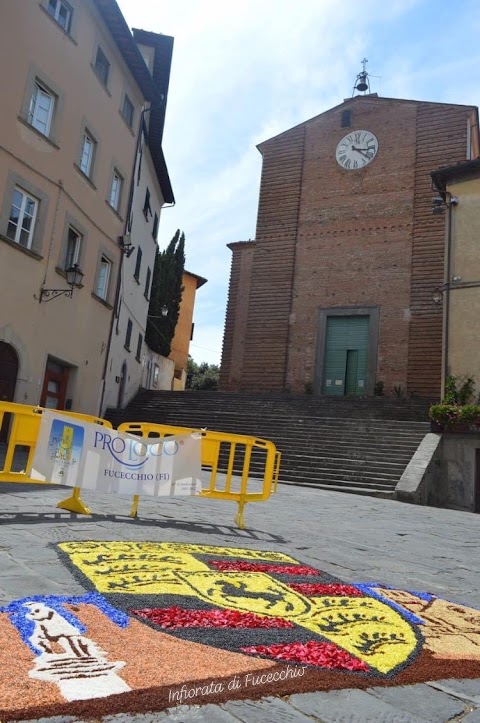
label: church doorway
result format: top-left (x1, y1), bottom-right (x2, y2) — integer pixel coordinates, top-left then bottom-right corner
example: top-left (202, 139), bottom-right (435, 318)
top-left (0, 342), bottom-right (19, 441)
top-left (315, 307), bottom-right (379, 397)
top-left (322, 316), bottom-right (369, 396)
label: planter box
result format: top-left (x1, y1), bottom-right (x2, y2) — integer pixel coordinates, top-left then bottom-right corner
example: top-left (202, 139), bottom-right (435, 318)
top-left (430, 421), bottom-right (480, 434)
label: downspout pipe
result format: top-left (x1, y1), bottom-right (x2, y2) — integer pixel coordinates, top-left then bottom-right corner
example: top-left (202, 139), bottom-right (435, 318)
top-left (97, 106), bottom-right (151, 416)
top-left (443, 200), bottom-right (454, 394)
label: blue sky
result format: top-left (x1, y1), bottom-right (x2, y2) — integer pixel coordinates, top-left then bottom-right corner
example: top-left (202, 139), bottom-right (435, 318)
top-left (117, 0), bottom-right (480, 365)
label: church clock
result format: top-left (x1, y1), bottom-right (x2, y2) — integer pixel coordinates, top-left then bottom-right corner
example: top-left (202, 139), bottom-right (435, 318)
top-left (335, 130), bottom-right (378, 170)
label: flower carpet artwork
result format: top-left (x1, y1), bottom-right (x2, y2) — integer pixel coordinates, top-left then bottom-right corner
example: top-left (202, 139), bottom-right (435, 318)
top-left (0, 540), bottom-right (480, 720)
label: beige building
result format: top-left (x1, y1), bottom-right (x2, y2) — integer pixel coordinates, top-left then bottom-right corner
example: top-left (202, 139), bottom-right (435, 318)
top-left (100, 29), bottom-right (175, 412)
top-left (0, 0), bottom-right (172, 416)
top-left (431, 158), bottom-right (480, 392)
top-left (169, 270), bottom-right (207, 390)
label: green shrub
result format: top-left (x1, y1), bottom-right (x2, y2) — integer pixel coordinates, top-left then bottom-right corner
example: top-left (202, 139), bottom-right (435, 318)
top-left (374, 380), bottom-right (385, 396)
top-left (429, 376), bottom-right (479, 431)
top-left (458, 378), bottom-right (475, 405)
top-left (443, 375), bottom-right (475, 404)
top-left (429, 402), bottom-right (480, 429)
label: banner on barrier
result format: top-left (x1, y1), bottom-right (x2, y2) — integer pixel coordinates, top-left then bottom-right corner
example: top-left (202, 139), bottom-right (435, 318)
top-left (31, 411), bottom-right (202, 496)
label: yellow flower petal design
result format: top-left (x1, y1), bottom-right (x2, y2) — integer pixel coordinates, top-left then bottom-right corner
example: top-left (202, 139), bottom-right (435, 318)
top-left (297, 595), bottom-right (418, 674)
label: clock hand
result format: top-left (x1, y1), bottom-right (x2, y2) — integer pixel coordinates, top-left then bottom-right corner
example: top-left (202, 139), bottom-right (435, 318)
top-left (351, 146), bottom-right (372, 157)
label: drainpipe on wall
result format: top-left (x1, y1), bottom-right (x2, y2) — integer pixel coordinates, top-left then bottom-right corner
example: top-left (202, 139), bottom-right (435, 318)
top-left (443, 199), bottom-right (455, 396)
top-left (97, 106), bottom-right (151, 417)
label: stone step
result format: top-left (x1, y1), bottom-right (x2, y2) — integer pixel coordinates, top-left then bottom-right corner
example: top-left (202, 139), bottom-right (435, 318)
top-left (279, 480), bottom-right (396, 498)
top-left (277, 469), bottom-right (399, 486)
top-left (129, 391), bottom-right (435, 421)
top-left (112, 417), bottom-right (429, 444)
top-left (215, 438), bottom-right (422, 457)
top-left (282, 452), bottom-right (407, 467)
top-left (105, 390), bottom-right (429, 501)
top-left (279, 461), bottom-right (405, 477)
top-left (118, 408), bottom-right (430, 431)
top-left (218, 463), bottom-right (402, 484)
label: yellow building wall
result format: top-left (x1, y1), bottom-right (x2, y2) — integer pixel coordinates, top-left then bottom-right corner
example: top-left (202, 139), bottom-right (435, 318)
top-left (0, 0), bottom-right (144, 414)
top-left (169, 272), bottom-right (204, 390)
top-left (447, 177), bottom-right (480, 387)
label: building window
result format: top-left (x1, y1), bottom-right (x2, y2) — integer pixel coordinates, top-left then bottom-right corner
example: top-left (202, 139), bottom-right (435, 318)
top-left (143, 188), bottom-right (152, 219)
top-left (133, 247), bottom-right (142, 281)
top-left (94, 47), bottom-right (110, 86)
top-left (125, 319), bottom-right (133, 351)
top-left (47, 0), bottom-right (72, 32)
top-left (144, 266), bottom-right (151, 299)
top-left (122, 95), bottom-right (134, 127)
top-left (136, 333), bottom-right (143, 362)
top-left (28, 82), bottom-right (55, 137)
top-left (152, 212), bottom-right (159, 239)
top-left (341, 110), bottom-right (351, 128)
top-left (6, 187), bottom-right (38, 249)
top-left (65, 226), bottom-right (81, 269)
top-left (79, 131), bottom-right (95, 177)
top-left (95, 255), bottom-right (111, 300)
top-left (109, 170), bottom-right (123, 211)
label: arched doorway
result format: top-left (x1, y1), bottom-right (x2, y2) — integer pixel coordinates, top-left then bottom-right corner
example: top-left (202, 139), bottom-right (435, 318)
top-left (0, 342), bottom-right (19, 441)
top-left (117, 361), bottom-right (127, 408)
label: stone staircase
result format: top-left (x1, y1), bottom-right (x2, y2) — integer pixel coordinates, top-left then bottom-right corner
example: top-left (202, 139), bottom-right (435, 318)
top-left (105, 391), bottom-right (433, 499)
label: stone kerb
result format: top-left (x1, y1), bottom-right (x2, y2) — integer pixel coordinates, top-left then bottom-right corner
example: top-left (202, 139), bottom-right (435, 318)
top-left (395, 433), bottom-right (442, 505)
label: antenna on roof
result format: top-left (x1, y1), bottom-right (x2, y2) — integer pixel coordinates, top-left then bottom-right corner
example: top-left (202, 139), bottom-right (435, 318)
top-left (352, 58), bottom-right (370, 96)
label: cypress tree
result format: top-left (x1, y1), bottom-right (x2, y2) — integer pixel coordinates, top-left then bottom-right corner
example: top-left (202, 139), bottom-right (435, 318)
top-left (145, 230), bottom-right (185, 357)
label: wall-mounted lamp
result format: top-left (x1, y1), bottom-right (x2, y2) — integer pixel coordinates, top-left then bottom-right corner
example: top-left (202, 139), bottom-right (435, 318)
top-left (431, 193), bottom-right (458, 214)
top-left (39, 264), bottom-right (84, 303)
top-left (432, 282), bottom-right (450, 305)
top-left (118, 234), bottom-right (135, 258)
top-left (432, 196), bottom-right (445, 215)
top-left (147, 306), bottom-right (168, 320)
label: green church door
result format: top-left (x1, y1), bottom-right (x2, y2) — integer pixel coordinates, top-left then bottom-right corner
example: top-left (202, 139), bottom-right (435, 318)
top-left (322, 316), bottom-right (369, 396)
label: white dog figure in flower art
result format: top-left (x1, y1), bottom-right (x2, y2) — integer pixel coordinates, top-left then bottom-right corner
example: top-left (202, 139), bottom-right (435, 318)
top-left (24, 601), bottom-right (130, 701)
top-left (24, 601), bottom-right (105, 657)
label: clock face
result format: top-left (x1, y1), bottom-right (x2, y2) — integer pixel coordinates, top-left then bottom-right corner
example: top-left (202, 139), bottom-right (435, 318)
top-left (335, 130), bottom-right (378, 170)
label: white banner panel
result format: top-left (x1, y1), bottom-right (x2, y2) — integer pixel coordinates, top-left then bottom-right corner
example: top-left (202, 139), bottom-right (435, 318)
top-left (31, 411), bottom-right (202, 496)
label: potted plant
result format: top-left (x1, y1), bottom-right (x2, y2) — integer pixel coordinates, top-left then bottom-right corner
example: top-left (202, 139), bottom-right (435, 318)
top-left (429, 376), bottom-right (480, 432)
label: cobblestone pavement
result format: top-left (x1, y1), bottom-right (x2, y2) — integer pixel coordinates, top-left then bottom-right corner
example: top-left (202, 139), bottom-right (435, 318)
top-left (1, 480), bottom-right (479, 722)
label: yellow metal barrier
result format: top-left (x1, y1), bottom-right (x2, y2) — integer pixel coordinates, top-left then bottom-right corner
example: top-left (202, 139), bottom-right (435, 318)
top-left (0, 401), bottom-right (112, 515)
top-left (273, 450), bottom-right (282, 493)
top-left (0, 403), bottom-right (281, 529)
top-left (117, 421), bottom-right (278, 529)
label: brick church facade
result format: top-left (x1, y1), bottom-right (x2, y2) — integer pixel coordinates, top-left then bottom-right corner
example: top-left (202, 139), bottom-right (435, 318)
top-left (220, 94), bottom-right (479, 398)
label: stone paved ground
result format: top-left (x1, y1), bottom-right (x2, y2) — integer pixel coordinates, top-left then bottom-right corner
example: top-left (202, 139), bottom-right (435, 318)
top-left (1, 480), bottom-right (480, 722)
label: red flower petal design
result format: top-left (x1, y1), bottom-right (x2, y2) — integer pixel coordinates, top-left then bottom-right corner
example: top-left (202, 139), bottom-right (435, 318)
top-left (289, 583), bottom-right (364, 597)
top-left (241, 640), bottom-right (369, 671)
top-left (130, 606), bottom-right (295, 629)
top-left (208, 560), bottom-right (320, 576)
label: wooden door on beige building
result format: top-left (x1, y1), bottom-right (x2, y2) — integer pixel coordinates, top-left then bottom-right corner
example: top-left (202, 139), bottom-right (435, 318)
top-left (0, 342), bottom-right (18, 440)
top-left (40, 358), bottom-right (69, 410)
